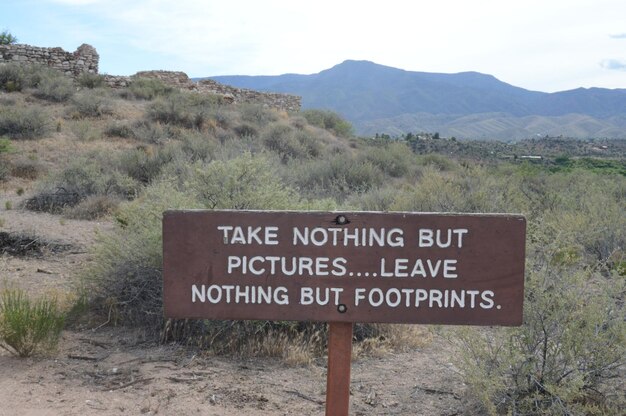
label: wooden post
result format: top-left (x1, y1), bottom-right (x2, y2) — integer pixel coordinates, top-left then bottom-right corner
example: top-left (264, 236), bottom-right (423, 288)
top-left (325, 322), bottom-right (353, 416)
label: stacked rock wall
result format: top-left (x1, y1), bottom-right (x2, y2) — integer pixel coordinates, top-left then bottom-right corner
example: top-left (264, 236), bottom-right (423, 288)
top-left (129, 70), bottom-right (301, 112)
top-left (0, 43), bottom-right (98, 76)
top-left (0, 43), bottom-right (301, 112)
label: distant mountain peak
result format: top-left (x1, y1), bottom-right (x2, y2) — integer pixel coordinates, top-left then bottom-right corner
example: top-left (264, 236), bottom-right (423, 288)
top-left (205, 60), bottom-right (626, 139)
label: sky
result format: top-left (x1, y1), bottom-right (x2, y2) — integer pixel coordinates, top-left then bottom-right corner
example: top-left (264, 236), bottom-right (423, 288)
top-left (1, 0), bottom-right (625, 92)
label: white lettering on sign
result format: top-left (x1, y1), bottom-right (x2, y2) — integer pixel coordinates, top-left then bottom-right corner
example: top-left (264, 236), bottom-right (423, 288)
top-left (292, 227), bottom-right (404, 247)
top-left (217, 225), bottom-right (279, 245)
top-left (197, 221), bottom-right (508, 312)
top-left (379, 258), bottom-right (458, 278)
top-left (192, 284), bottom-right (289, 305)
top-left (418, 228), bottom-right (468, 248)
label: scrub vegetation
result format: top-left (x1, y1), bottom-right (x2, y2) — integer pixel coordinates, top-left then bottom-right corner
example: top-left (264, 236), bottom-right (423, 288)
top-left (0, 63), bottom-right (624, 413)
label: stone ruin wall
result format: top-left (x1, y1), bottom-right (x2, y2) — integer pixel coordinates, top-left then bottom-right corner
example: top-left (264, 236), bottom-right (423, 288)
top-left (0, 43), bottom-right (300, 112)
top-left (116, 71), bottom-right (302, 112)
top-left (0, 43), bottom-right (98, 76)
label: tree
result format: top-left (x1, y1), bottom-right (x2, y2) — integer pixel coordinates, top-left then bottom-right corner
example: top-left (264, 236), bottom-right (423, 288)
top-left (0, 30), bottom-right (18, 45)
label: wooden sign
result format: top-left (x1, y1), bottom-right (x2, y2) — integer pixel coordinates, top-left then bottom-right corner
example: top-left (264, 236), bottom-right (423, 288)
top-left (163, 210), bottom-right (526, 326)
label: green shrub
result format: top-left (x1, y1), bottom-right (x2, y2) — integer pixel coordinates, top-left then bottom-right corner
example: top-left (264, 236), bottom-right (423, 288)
top-left (456, 252), bottom-right (625, 415)
top-left (177, 132), bottom-right (216, 162)
top-left (0, 64), bottom-right (63, 93)
top-left (69, 90), bottom-right (114, 118)
top-left (0, 161), bottom-right (8, 181)
top-left (240, 103), bottom-right (279, 126)
top-left (187, 153), bottom-right (305, 210)
top-left (83, 153), bottom-right (333, 334)
top-left (294, 153), bottom-right (383, 198)
top-left (126, 77), bottom-right (174, 100)
top-left (262, 123), bottom-right (310, 162)
top-left (70, 120), bottom-right (102, 141)
top-left (364, 142), bottom-right (413, 177)
top-left (0, 288), bottom-right (65, 357)
top-left (117, 146), bottom-right (180, 184)
top-left (0, 106), bottom-right (50, 139)
top-left (294, 130), bottom-right (324, 158)
top-left (0, 63), bottom-right (26, 91)
top-left (104, 121), bottom-right (136, 139)
top-left (32, 73), bottom-right (75, 102)
top-left (233, 123), bottom-right (258, 138)
top-left (10, 156), bottom-right (45, 179)
top-left (0, 136), bottom-right (11, 153)
top-left (147, 93), bottom-right (202, 129)
top-left (0, 137), bottom-right (9, 180)
top-left (301, 109), bottom-right (353, 137)
top-left (0, 30), bottom-right (18, 45)
top-left (25, 158), bottom-right (140, 213)
top-left (83, 180), bottom-right (200, 328)
top-left (64, 195), bottom-right (119, 220)
top-left (76, 72), bottom-right (106, 89)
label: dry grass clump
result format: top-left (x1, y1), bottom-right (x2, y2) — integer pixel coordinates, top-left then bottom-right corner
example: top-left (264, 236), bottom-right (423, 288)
top-left (0, 287), bottom-right (66, 357)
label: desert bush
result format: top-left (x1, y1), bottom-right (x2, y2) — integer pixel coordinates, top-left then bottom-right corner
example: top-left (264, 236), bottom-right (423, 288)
top-left (294, 153), bottom-right (383, 198)
top-left (177, 132), bottom-right (216, 162)
top-left (0, 138), bottom-right (9, 180)
top-left (240, 103), bottom-right (279, 126)
top-left (347, 186), bottom-right (405, 211)
top-left (147, 91), bottom-right (221, 130)
top-left (125, 77), bottom-right (174, 100)
top-left (64, 195), bottom-right (119, 220)
top-left (83, 153), bottom-right (334, 336)
top-left (294, 130), bottom-right (324, 158)
top-left (187, 152), bottom-right (305, 210)
top-left (0, 288), bottom-right (65, 357)
top-left (26, 158), bottom-right (139, 213)
top-left (104, 121), bottom-right (136, 139)
top-left (69, 119), bottom-right (102, 141)
top-left (0, 106), bottom-right (50, 139)
top-left (456, 250), bottom-right (625, 415)
top-left (364, 141), bottom-right (413, 177)
top-left (105, 119), bottom-right (175, 144)
top-left (0, 63), bottom-right (27, 92)
top-left (0, 64), bottom-right (64, 93)
top-left (262, 123), bottom-right (308, 162)
top-left (76, 72), bottom-right (106, 89)
top-left (0, 162), bottom-right (8, 181)
top-left (68, 90), bottom-right (114, 118)
top-left (32, 73), bottom-right (74, 102)
top-left (83, 180), bottom-right (199, 328)
top-left (10, 156), bottom-right (45, 179)
top-left (117, 145), bottom-right (180, 184)
top-left (301, 109), bottom-right (353, 137)
top-left (0, 136), bottom-right (11, 153)
top-left (233, 123), bottom-right (258, 138)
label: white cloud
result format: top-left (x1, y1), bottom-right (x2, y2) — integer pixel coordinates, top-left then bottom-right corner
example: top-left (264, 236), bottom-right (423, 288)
top-left (37, 0), bottom-right (626, 90)
top-left (600, 59), bottom-right (626, 71)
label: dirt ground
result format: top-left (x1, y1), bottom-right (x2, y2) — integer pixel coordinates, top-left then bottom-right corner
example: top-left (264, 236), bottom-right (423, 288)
top-left (0, 187), bottom-right (469, 416)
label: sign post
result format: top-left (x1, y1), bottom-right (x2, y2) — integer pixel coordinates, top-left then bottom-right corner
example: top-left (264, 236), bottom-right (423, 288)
top-left (163, 210), bottom-right (526, 414)
top-left (326, 322), bottom-right (353, 416)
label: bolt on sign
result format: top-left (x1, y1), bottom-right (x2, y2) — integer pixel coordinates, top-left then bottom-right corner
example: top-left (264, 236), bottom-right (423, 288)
top-left (163, 210), bottom-right (526, 325)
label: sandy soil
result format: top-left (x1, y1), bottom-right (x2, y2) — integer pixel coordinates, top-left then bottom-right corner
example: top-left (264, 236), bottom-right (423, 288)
top-left (0, 190), bottom-right (468, 416)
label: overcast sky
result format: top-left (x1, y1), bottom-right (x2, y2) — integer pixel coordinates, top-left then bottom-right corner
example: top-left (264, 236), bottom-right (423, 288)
top-left (2, 0), bottom-right (625, 92)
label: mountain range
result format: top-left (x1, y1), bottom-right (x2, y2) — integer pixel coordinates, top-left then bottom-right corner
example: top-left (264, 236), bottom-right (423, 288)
top-left (202, 60), bottom-right (626, 140)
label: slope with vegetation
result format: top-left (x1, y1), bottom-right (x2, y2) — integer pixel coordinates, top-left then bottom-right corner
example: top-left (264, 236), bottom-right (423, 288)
top-left (0, 62), bottom-right (624, 415)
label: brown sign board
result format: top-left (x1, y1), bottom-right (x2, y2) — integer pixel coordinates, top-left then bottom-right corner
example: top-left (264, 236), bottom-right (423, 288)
top-left (163, 211), bottom-right (526, 326)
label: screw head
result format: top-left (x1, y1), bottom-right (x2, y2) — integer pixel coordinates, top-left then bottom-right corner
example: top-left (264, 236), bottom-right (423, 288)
top-left (337, 304), bottom-right (347, 313)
